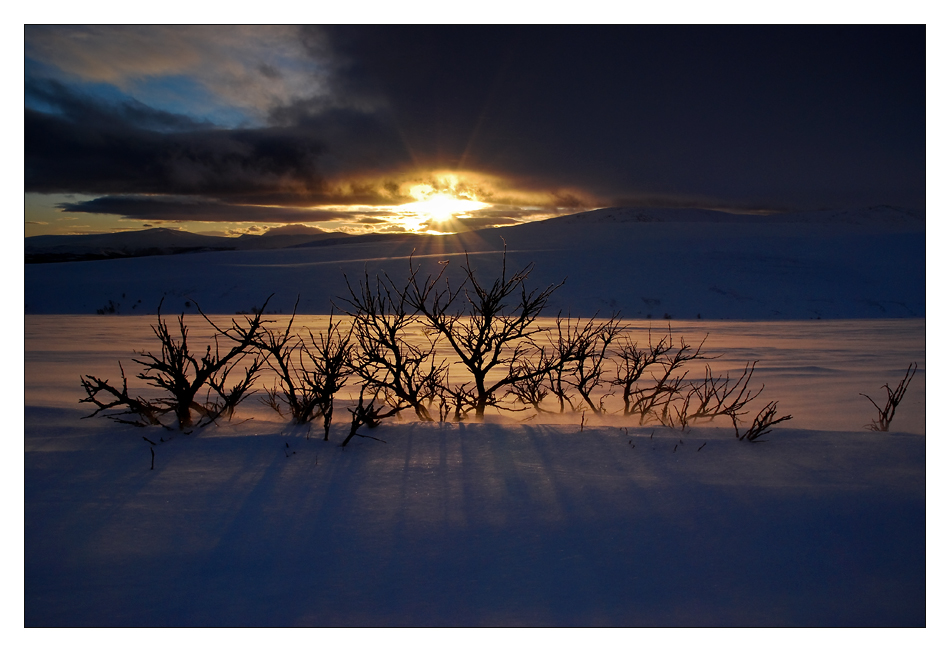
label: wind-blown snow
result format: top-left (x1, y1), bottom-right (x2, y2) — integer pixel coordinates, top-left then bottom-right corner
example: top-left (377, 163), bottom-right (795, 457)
top-left (24, 313), bottom-right (925, 626)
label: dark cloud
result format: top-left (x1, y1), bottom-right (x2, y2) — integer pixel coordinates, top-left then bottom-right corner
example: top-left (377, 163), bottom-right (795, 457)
top-left (57, 196), bottom-right (358, 223)
top-left (25, 77), bottom-right (406, 201)
top-left (257, 63), bottom-right (282, 80)
top-left (316, 25), bottom-right (925, 210)
top-left (24, 25), bottom-right (925, 229)
top-left (27, 117), bottom-right (320, 198)
top-left (26, 77), bottom-right (213, 132)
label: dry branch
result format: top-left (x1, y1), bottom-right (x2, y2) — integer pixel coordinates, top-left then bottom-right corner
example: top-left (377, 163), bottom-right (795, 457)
top-left (340, 388), bottom-right (404, 448)
top-left (861, 362), bottom-right (918, 432)
top-left (739, 401), bottom-right (793, 441)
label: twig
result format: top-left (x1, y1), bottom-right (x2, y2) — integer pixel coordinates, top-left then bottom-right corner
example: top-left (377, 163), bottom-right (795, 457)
top-left (861, 362), bottom-right (917, 431)
top-left (739, 401), bottom-right (793, 441)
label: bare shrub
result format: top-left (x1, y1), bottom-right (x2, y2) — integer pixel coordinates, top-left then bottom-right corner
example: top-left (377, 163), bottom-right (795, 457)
top-left (611, 328), bottom-right (674, 417)
top-left (683, 362), bottom-right (763, 431)
top-left (507, 350), bottom-right (556, 413)
top-left (304, 317), bottom-right (354, 440)
top-left (81, 298), bottom-right (268, 430)
top-left (257, 298), bottom-right (317, 422)
top-left (612, 327), bottom-right (709, 424)
top-left (80, 362), bottom-right (164, 427)
top-left (542, 313), bottom-right (622, 414)
top-left (409, 248), bottom-right (561, 420)
top-left (861, 362), bottom-right (918, 432)
top-left (339, 268), bottom-right (447, 421)
top-left (255, 300), bottom-right (353, 440)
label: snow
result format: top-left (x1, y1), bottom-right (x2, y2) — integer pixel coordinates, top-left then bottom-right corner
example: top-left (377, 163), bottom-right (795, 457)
top-left (25, 313), bottom-right (926, 626)
top-left (21, 206), bottom-right (935, 630)
top-left (24, 406), bottom-right (925, 627)
top-left (25, 205), bottom-right (925, 319)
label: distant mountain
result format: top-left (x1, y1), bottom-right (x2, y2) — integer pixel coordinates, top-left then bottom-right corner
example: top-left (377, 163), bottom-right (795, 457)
top-left (260, 224), bottom-right (327, 236)
top-left (25, 226), bottom-right (351, 263)
top-left (26, 227), bottom-right (224, 250)
top-left (24, 205), bottom-right (924, 265)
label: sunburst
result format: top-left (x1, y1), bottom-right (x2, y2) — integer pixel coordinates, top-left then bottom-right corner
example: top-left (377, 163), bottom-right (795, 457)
top-left (395, 183), bottom-right (490, 231)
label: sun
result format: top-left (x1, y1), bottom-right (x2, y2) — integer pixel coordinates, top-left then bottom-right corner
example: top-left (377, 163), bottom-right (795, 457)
top-left (402, 193), bottom-right (488, 221)
top-left (396, 183), bottom-right (490, 230)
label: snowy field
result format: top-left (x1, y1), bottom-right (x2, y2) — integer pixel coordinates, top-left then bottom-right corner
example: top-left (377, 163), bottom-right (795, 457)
top-left (22, 206), bottom-right (933, 629)
top-left (25, 314), bottom-right (926, 626)
top-left (25, 206), bottom-right (925, 320)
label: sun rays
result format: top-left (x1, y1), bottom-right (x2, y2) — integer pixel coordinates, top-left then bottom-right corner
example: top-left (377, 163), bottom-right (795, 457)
top-left (395, 182), bottom-right (491, 232)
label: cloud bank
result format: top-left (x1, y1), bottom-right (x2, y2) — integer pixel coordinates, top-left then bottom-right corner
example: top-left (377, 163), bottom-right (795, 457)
top-left (25, 25), bottom-right (926, 237)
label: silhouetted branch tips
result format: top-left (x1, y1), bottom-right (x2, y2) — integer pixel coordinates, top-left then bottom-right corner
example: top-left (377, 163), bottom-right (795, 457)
top-left (341, 388), bottom-right (400, 448)
top-left (861, 362), bottom-right (917, 431)
top-left (740, 401), bottom-right (793, 441)
top-left (339, 262), bottom-right (442, 422)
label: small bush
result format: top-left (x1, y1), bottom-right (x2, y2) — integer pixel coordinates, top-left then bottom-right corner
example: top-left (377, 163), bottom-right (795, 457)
top-left (81, 299), bottom-right (268, 430)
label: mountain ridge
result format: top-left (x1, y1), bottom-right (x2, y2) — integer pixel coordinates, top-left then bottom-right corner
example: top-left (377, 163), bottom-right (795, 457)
top-left (25, 205), bottom-right (924, 265)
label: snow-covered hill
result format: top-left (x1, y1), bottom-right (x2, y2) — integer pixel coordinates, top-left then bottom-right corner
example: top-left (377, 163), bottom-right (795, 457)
top-left (553, 204), bottom-right (925, 226)
top-left (24, 206), bottom-right (925, 319)
top-left (24, 225), bottom-right (351, 262)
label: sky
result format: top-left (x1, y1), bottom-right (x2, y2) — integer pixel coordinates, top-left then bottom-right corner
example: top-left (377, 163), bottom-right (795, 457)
top-left (24, 24), bottom-right (926, 238)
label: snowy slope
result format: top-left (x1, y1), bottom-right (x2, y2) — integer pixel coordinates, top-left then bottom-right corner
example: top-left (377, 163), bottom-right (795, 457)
top-left (25, 206), bottom-right (925, 319)
top-left (24, 226), bottom-right (351, 262)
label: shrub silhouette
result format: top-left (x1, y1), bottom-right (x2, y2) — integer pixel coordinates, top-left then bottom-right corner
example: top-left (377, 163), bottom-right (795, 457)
top-left (81, 298), bottom-right (268, 430)
top-left (338, 267), bottom-right (446, 421)
top-left (408, 248), bottom-right (562, 420)
top-left (255, 298), bottom-right (353, 440)
top-left (81, 259), bottom-right (795, 442)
